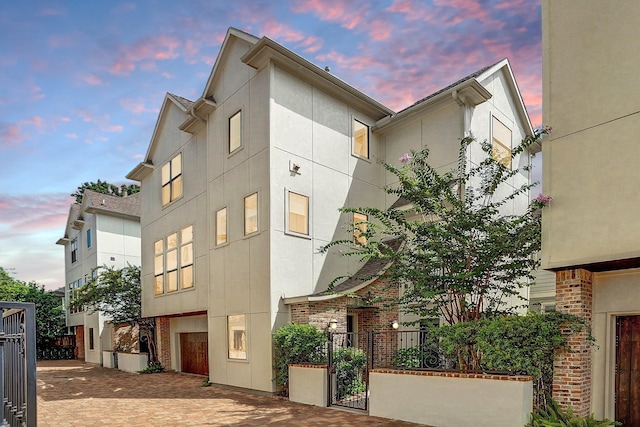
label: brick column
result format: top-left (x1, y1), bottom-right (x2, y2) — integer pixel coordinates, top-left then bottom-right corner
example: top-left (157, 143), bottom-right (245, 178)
top-left (155, 317), bottom-right (172, 369)
top-left (553, 269), bottom-right (592, 416)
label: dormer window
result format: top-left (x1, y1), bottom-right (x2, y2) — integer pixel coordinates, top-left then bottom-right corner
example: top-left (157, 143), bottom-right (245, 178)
top-left (161, 153), bottom-right (183, 206)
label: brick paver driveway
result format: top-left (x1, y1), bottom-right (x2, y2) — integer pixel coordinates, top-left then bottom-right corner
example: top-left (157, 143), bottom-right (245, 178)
top-left (37, 360), bottom-right (426, 426)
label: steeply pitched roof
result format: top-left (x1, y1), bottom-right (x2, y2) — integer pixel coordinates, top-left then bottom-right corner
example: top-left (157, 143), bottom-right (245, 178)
top-left (82, 190), bottom-right (141, 218)
top-left (167, 93), bottom-right (194, 111)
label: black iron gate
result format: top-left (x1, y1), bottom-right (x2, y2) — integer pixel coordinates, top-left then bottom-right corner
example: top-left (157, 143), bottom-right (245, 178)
top-left (327, 331), bottom-right (371, 411)
top-left (1, 302), bottom-right (37, 427)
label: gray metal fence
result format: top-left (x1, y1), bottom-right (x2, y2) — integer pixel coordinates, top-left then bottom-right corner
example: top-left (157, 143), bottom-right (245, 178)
top-left (1, 302), bottom-right (37, 427)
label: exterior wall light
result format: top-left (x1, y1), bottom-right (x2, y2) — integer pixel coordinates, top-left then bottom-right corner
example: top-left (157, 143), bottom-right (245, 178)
top-left (391, 320), bottom-right (399, 330)
top-left (328, 319), bottom-right (338, 330)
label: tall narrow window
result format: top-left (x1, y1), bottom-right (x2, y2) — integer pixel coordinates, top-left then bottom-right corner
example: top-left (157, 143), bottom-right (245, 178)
top-left (89, 328), bottom-right (94, 350)
top-left (287, 191), bottom-right (309, 235)
top-left (180, 225), bottom-right (194, 289)
top-left (492, 117), bottom-right (512, 169)
top-left (71, 238), bottom-right (78, 263)
top-left (166, 232), bottom-right (178, 292)
top-left (228, 314), bottom-right (247, 360)
top-left (353, 212), bottom-right (368, 245)
top-left (161, 153), bottom-right (183, 206)
top-left (353, 119), bottom-right (369, 158)
top-left (86, 229), bottom-right (92, 248)
top-left (216, 208), bottom-right (227, 246)
top-left (229, 111), bottom-right (242, 153)
top-left (244, 193), bottom-right (258, 235)
top-left (154, 239), bottom-right (164, 295)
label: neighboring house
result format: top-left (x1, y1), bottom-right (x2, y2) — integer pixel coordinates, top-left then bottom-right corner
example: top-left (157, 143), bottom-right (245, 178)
top-left (542, 1), bottom-right (640, 423)
top-left (127, 27), bottom-right (536, 393)
top-left (56, 190), bottom-right (141, 364)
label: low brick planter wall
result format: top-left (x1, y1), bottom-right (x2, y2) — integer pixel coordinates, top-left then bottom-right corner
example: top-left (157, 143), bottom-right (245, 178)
top-left (369, 369), bottom-right (533, 427)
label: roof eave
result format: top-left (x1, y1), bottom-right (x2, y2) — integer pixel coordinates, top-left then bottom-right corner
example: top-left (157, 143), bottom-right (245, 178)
top-left (126, 162), bottom-right (154, 181)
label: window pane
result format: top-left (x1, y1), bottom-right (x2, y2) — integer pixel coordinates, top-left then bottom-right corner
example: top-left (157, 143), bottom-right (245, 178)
top-left (353, 119), bottom-right (369, 158)
top-left (354, 212), bottom-right (368, 245)
top-left (244, 193), bottom-right (258, 235)
top-left (161, 162), bottom-right (171, 185)
top-left (162, 184), bottom-right (171, 206)
top-left (181, 225), bottom-right (193, 244)
top-left (288, 192), bottom-right (309, 235)
top-left (154, 239), bottom-right (163, 254)
top-left (154, 255), bottom-right (163, 275)
top-left (166, 249), bottom-right (177, 270)
top-left (167, 233), bottom-right (178, 249)
top-left (181, 265), bottom-right (193, 289)
top-left (181, 242), bottom-right (193, 266)
top-left (154, 275), bottom-right (164, 295)
top-left (172, 153), bottom-right (182, 177)
top-left (228, 314), bottom-right (247, 359)
top-left (216, 208), bottom-right (227, 245)
top-left (172, 175), bottom-right (183, 200)
top-left (167, 271), bottom-right (178, 292)
top-left (229, 111), bottom-right (242, 153)
top-left (492, 117), bottom-right (512, 168)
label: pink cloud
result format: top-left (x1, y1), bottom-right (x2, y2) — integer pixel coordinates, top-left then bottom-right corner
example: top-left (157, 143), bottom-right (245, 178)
top-left (65, 134), bottom-right (78, 139)
top-left (291, 0), bottom-right (366, 30)
top-left (0, 193), bottom-right (73, 232)
top-left (105, 125), bottom-right (123, 132)
top-left (260, 20), bottom-right (324, 53)
top-left (30, 85), bottom-right (44, 101)
top-left (0, 124), bottom-right (26, 149)
top-left (119, 99), bottom-right (156, 114)
top-left (22, 116), bottom-right (45, 129)
top-left (369, 20), bottom-right (392, 41)
top-left (161, 71), bottom-right (175, 79)
top-left (84, 74), bottom-right (104, 86)
top-left (109, 35), bottom-right (181, 76)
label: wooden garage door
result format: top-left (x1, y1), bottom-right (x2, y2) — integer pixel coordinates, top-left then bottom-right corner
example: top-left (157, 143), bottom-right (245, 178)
top-left (180, 332), bottom-right (208, 376)
top-left (616, 315), bottom-right (640, 426)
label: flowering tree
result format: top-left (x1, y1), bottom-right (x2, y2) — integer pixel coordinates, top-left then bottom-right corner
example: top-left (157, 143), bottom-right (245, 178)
top-left (322, 127), bottom-right (552, 326)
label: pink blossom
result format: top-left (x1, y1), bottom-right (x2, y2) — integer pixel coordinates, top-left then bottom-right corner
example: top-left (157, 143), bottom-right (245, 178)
top-left (535, 194), bottom-right (553, 205)
top-left (399, 153), bottom-right (412, 163)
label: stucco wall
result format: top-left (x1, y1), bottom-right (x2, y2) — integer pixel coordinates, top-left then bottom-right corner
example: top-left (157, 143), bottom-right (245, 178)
top-left (288, 365), bottom-right (327, 407)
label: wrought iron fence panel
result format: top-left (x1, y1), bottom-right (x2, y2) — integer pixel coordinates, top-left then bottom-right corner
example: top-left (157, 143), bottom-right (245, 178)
top-left (370, 329), bottom-right (457, 371)
top-left (327, 332), bottom-right (370, 411)
top-left (1, 302), bottom-right (36, 427)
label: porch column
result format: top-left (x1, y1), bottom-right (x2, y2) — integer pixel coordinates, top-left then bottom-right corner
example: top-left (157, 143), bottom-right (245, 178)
top-left (156, 317), bottom-right (172, 369)
top-left (553, 268), bottom-right (592, 416)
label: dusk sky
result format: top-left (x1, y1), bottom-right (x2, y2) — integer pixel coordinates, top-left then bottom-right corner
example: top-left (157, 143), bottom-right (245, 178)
top-left (0, 0), bottom-right (544, 290)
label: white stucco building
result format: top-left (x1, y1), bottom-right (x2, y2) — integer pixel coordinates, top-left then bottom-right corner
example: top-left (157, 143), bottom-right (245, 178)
top-left (127, 27), bottom-right (537, 393)
top-left (56, 190), bottom-right (141, 364)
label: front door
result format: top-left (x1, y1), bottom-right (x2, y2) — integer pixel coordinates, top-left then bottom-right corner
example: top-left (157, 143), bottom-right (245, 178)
top-left (616, 315), bottom-right (640, 426)
top-left (180, 332), bottom-right (209, 376)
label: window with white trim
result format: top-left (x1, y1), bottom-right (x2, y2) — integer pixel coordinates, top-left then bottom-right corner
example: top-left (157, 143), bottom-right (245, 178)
top-left (229, 111), bottom-right (242, 153)
top-left (353, 119), bottom-right (369, 158)
top-left (244, 193), bottom-right (258, 235)
top-left (228, 314), bottom-right (247, 360)
top-left (71, 238), bottom-right (78, 263)
top-left (153, 225), bottom-right (194, 295)
top-left (492, 117), bottom-right (512, 169)
top-left (86, 229), bottom-right (92, 248)
top-left (215, 207), bottom-right (227, 246)
top-left (287, 191), bottom-right (309, 236)
top-left (161, 153), bottom-right (183, 206)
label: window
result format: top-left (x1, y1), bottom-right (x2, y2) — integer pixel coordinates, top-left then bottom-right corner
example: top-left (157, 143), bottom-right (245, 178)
top-left (161, 153), bottom-right (183, 206)
top-left (215, 208), bottom-right (227, 246)
top-left (154, 225), bottom-right (194, 295)
top-left (71, 238), bottom-right (78, 263)
top-left (229, 111), bottom-right (242, 153)
top-left (154, 239), bottom-right (164, 295)
top-left (228, 314), bottom-right (247, 360)
top-left (492, 117), bottom-right (512, 169)
top-left (86, 229), bottom-right (92, 248)
top-left (244, 193), bottom-right (258, 235)
top-left (180, 226), bottom-right (193, 289)
top-left (353, 119), bottom-right (369, 158)
top-left (353, 212), bottom-right (368, 245)
top-left (287, 191), bottom-right (309, 235)
top-left (89, 327), bottom-right (94, 350)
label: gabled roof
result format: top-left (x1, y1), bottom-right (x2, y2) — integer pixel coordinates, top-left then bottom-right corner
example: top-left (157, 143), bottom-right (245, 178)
top-left (126, 93), bottom-right (194, 181)
top-left (56, 190), bottom-right (141, 245)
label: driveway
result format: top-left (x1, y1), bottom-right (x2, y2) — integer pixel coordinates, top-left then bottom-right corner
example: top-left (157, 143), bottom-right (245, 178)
top-left (37, 360), bottom-right (426, 426)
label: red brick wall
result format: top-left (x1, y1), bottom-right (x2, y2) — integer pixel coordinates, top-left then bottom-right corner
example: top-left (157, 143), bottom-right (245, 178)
top-left (553, 269), bottom-right (592, 416)
top-left (75, 325), bottom-right (85, 360)
top-left (155, 317), bottom-right (171, 369)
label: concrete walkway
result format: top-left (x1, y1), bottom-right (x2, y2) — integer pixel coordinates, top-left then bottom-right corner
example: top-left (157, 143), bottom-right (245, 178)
top-left (37, 360), bottom-right (427, 426)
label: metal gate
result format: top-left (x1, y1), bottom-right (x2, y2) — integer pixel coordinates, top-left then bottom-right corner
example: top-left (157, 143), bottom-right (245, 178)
top-left (1, 302), bottom-right (37, 427)
top-left (327, 332), bottom-right (371, 411)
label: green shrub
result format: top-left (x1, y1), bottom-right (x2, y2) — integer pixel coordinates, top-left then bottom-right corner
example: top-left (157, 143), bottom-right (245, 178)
top-left (392, 346), bottom-right (423, 369)
top-left (526, 398), bottom-right (620, 426)
top-left (333, 347), bottom-right (367, 397)
top-left (273, 324), bottom-right (328, 395)
top-left (138, 361), bottom-right (164, 374)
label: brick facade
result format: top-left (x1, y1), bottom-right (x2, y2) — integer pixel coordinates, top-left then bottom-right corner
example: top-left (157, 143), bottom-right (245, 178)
top-left (553, 268), bottom-right (593, 416)
top-left (155, 316), bottom-right (171, 369)
top-left (75, 325), bottom-right (85, 360)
